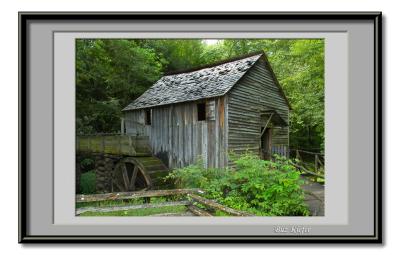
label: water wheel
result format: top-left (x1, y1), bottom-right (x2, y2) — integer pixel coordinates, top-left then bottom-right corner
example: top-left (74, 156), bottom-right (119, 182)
top-left (112, 157), bottom-right (170, 192)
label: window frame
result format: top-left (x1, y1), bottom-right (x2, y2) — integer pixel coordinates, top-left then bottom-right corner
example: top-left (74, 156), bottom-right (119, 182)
top-left (145, 109), bottom-right (152, 125)
top-left (197, 102), bottom-right (206, 121)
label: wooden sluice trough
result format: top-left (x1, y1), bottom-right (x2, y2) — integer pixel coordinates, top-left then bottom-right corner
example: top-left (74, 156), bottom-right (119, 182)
top-left (76, 135), bottom-right (171, 192)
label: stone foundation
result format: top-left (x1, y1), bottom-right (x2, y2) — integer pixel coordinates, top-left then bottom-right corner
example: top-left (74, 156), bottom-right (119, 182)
top-left (76, 153), bottom-right (123, 194)
top-left (94, 154), bottom-right (122, 193)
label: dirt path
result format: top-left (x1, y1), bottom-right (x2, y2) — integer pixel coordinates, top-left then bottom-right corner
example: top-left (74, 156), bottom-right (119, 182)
top-left (301, 176), bottom-right (325, 216)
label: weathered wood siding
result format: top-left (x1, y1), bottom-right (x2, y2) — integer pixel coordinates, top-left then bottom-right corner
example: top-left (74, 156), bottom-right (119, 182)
top-left (124, 97), bottom-right (228, 169)
top-left (124, 110), bottom-right (149, 135)
top-left (227, 57), bottom-right (289, 159)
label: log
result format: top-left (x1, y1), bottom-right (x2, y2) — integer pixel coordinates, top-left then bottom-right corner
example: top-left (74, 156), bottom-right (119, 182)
top-left (76, 200), bottom-right (190, 215)
top-left (187, 194), bottom-right (253, 216)
top-left (292, 163), bottom-right (325, 179)
top-left (76, 188), bottom-right (203, 203)
top-left (187, 205), bottom-right (213, 216)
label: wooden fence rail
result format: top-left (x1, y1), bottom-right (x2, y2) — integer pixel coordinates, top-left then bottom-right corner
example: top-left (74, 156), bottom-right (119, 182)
top-left (76, 188), bottom-right (202, 203)
top-left (187, 193), bottom-right (253, 216)
top-left (76, 201), bottom-right (190, 215)
top-left (290, 148), bottom-right (325, 181)
top-left (76, 189), bottom-right (253, 217)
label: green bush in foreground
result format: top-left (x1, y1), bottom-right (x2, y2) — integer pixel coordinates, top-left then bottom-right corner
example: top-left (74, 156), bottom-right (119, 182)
top-left (80, 170), bottom-right (96, 194)
top-left (166, 153), bottom-right (309, 216)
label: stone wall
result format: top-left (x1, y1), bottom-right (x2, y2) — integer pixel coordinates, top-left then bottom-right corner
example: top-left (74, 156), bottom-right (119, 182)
top-left (94, 154), bottom-right (122, 193)
top-left (76, 153), bottom-right (122, 194)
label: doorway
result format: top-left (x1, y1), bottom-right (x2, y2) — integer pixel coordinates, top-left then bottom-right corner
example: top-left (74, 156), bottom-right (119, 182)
top-left (260, 127), bottom-right (272, 160)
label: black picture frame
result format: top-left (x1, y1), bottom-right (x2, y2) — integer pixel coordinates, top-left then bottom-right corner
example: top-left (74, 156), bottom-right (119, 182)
top-left (19, 12), bottom-right (382, 243)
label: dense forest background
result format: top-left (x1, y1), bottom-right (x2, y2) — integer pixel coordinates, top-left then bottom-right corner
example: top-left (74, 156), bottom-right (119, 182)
top-left (76, 39), bottom-right (324, 152)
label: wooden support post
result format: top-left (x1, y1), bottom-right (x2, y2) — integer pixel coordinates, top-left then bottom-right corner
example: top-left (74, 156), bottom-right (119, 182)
top-left (120, 117), bottom-right (125, 135)
top-left (260, 113), bottom-right (274, 138)
top-left (314, 154), bottom-right (319, 182)
top-left (259, 113), bottom-right (274, 159)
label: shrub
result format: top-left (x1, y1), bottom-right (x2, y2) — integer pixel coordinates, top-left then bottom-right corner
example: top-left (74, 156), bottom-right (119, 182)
top-left (80, 157), bottom-right (95, 172)
top-left (80, 170), bottom-right (96, 194)
top-left (165, 153), bottom-right (309, 216)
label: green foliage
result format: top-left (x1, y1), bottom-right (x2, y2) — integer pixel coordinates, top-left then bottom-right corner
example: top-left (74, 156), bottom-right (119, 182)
top-left (80, 157), bottom-right (94, 172)
top-left (80, 170), bottom-right (96, 194)
top-left (139, 39), bottom-right (207, 73)
top-left (267, 40), bottom-right (325, 151)
top-left (76, 39), bottom-right (164, 133)
top-left (166, 154), bottom-right (309, 216)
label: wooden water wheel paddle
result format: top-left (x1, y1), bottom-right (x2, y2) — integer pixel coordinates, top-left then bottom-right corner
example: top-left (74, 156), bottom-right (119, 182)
top-left (112, 157), bottom-right (152, 192)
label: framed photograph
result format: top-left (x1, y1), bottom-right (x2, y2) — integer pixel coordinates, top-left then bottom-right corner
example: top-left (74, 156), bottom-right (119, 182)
top-left (19, 12), bottom-right (382, 243)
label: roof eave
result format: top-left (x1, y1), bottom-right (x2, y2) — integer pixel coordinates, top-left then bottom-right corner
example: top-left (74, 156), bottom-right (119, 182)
top-left (122, 94), bottom-right (227, 112)
top-left (261, 53), bottom-right (292, 110)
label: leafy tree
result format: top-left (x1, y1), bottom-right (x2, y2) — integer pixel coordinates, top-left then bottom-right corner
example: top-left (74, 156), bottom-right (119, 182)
top-left (139, 39), bottom-right (207, 72)
top-left (76, 39), bottom-right (163, 133)
top-left (267, 40), bottom-right (325, 151)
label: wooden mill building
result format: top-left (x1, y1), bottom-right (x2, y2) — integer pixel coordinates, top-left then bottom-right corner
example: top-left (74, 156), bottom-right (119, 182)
top-left (122, 51), bottom-right (290, 169)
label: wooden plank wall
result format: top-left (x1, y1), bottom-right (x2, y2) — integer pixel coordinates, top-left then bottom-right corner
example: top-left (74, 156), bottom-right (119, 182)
top-left (227, 57), bottom-right (290, 159)
top-left (124, 97), bottom-right (228, 169)
top-left (124, 111), bottom-right (149, 136)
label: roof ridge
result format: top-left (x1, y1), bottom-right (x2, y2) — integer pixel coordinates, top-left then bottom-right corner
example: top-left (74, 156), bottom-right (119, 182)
top-left (164, 50), bottom-right (265, 76)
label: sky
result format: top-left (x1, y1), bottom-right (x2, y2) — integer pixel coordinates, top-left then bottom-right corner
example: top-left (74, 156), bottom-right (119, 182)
top-left (203, 39), bottom-right (220, 45)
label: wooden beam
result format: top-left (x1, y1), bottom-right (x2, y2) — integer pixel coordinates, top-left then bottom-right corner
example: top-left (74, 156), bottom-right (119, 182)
top-left (260, 113), bottom-right (274, 138)
top-left (120, 117), bottom-right (125, 135)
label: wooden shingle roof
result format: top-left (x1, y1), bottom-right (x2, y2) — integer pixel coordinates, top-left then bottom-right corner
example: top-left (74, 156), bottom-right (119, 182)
top-left (122, 52), bottom-right (264, 111)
